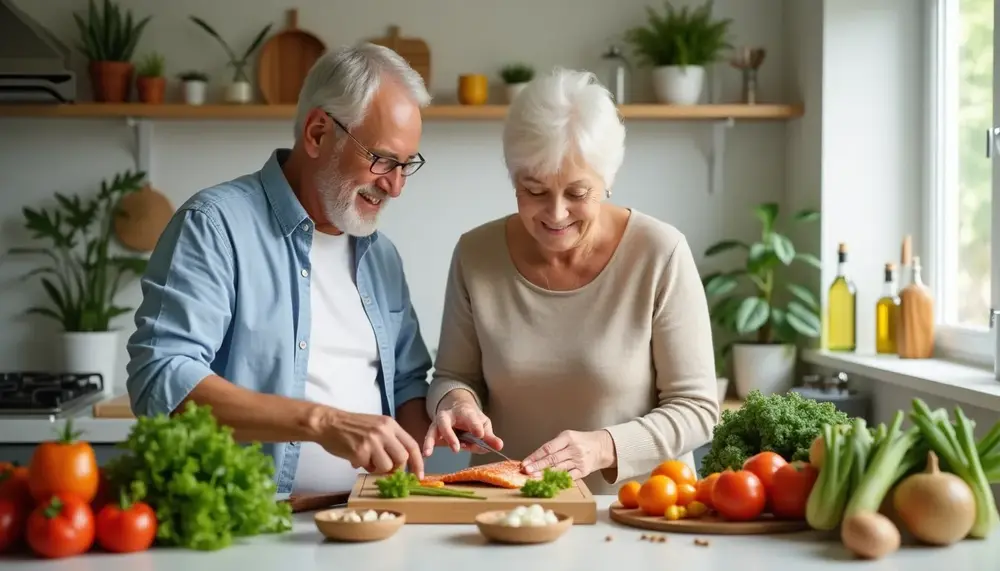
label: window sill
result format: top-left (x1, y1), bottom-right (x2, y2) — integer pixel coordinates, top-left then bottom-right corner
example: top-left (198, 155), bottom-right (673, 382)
top-left (801, 349), bottom-right (1000, 412)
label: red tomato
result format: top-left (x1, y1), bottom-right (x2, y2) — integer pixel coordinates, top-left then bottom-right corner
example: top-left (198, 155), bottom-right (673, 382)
top-left (0, 464), bottom-right (32, 509)
top-left (742, 451), bottom-right (787, 497)
top-left (90, 469), bottom-right (114, 512)
top-left (28, 420), bottom-right (100, 504)
top-left (770, 461), bottom-right (819, 520)
top-left (0, 497), bottom-right (28, 553)
top-left (711, 470), bottom-right (766, 521)
top-left (95, 498), bottom-right (157, 553)
top-left (25, 494), bottom-right (95, 559)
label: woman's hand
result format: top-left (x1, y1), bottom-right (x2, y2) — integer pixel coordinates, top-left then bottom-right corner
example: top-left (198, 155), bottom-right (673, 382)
top-left (422, 390), bottom-right (503, 456)
top-left (521, 429), bottom-right (616, 480)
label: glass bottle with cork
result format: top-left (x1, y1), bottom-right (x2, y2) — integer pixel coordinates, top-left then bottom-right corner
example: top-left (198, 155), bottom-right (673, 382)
top-left (827, 242), bottom-right (857, 351)
top-left (897, 255), bottom-right (935, 358)
top-left (875, 262), bottom-right (900, 354)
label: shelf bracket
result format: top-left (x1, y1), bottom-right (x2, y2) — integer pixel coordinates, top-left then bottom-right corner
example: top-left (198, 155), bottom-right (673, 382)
top-left (125, 117), bottom-right (153, 177)
top-left (708, 117), bottom-right (735, 195)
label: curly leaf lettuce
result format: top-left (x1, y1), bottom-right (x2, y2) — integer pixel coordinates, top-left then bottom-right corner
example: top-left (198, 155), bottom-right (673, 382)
top-left (105, 401), bottom-right (293, 551)
top-left (699, 390), bottom-right (852, 477)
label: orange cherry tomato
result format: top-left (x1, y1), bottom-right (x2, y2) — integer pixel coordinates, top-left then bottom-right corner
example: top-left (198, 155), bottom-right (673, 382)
top-left (651, 460), bottom-right (698, 488)
top-left (695, 472), bottom-right (721, 509)
top-left (617, 481), bottom-right (641, 509)
top-left (711, 470), bottom-right (766, 522)
top-left (637, 475), bottom-right (678, 517)
top-left (742, 451), bottom-right (788, 498)
top-left (770, 461), bottom-right (819, 520)
top-left (675, 483), bottom-right (697, 507)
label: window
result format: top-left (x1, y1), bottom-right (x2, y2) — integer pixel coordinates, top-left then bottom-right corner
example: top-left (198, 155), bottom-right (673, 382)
top-left (927, 0), bottom-right (997, 365)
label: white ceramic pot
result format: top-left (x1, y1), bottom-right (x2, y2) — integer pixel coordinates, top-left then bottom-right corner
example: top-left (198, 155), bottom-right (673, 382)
top-left (184, 80), bottom-right (207, 105)
top-left (652, 65), bottom-right (706, 105)
top-left (716, 377), bottom-right (730, 403)
top-left (731, 343), bottom-right (797, 398)
top-left (505, 82), bottom-right (527, 103)
top-left (225, 80), bottom-right (253, 104)
top-left (60, 330), bottom-right (121, 396)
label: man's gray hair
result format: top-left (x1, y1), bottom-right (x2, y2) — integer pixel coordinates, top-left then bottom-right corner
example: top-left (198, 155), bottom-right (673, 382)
top-left (293, 42), bottom-right (431, 139)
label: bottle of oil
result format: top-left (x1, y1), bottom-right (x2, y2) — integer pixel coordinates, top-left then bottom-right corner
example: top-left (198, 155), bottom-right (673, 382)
top-left (875, 263), bottom-right (900, 354)
top-left (898, 255), bottom-right (935, 358)
top-left (827, 243), bottom-right (857, 351)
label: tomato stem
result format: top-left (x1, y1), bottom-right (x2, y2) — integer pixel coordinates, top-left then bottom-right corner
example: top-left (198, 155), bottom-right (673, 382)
top-left (55, 418), bottom-right (85, 444)
top-left (43, 496), bottom-right (64, 519)
top-left (119, 488), bottom-right (134, 510)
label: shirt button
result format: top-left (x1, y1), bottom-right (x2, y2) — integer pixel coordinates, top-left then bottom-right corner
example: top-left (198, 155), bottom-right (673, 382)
top-left (298, 341), bottom-right (307, 350)
top-left (362, 296), bottom-right (371, 304)
top-left (301, 223), bottom-right (310, 232)
top-left (301, 269), bottom-right (309, 277)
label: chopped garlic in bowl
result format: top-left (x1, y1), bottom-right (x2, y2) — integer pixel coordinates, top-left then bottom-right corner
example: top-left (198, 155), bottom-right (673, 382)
top-left (319, 509), bottom-right (398, 523)
top-left (497, 504), bottom-right (560, 527)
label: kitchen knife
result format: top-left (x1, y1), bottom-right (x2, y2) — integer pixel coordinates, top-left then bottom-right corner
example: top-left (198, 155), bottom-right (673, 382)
top-left (455, 429), bottom-right (515, 462)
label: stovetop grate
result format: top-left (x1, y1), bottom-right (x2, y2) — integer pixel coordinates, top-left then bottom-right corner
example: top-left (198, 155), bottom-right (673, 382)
top-left (0, 371), bottom-right (105, 414)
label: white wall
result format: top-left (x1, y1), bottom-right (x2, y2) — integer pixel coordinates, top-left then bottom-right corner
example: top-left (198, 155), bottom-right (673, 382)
top-left (0, 0), bottom-right (796, 389)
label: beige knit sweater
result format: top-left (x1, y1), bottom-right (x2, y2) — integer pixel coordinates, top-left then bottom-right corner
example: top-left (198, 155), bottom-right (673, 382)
top-left (425, 210), bottom-right (720, 495)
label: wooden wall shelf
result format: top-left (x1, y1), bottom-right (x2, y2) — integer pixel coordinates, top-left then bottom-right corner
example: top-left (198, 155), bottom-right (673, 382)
top-left (0, 103), bottom-right (803, 121)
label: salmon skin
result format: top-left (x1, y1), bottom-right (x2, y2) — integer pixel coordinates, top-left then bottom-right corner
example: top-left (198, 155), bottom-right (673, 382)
top-left (419, 460), bottom-right (530, 489)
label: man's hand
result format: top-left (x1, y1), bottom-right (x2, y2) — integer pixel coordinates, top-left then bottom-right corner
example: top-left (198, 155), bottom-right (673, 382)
top-left (319, 409), bottom-right (425, 479)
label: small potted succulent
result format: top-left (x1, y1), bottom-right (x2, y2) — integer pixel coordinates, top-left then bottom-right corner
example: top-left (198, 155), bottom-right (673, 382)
top-left (500, 63), bottom-right (535, 103)
top-left (189, 16), bottom-right (271, 104)
top-left (72, 0), bottom-right (152, 103)
top-left (624, 0), bottom-right (733, 105)
top-left (178, 71), bottom-right (209, 105)
top-left (135, 52), bottom-right (166, 104)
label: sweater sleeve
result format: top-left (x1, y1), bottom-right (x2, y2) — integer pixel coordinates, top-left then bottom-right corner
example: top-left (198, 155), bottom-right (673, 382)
top-left (425, 241), bottom-right (488, 417)
top-left (601, 236), bottom-right (720, 484)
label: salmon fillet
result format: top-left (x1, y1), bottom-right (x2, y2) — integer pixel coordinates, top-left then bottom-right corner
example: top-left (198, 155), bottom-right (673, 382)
top-left (419, 460), bottom-right (530, 489)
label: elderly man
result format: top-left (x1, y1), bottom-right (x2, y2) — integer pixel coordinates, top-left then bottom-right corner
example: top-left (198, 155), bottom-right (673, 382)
top-left (125, 43), bottom-right (434, 495)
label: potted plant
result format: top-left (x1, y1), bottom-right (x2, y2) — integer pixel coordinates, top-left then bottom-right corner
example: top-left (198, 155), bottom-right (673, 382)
top-left (189, 16), bottom-right (271, 104)
top-left (178, 71), bottom-right (209, 105)
top-left (135, 52), bottom-right (166, 104)
top-left (500, 63), bottom-right (535, 103)
top-left (72, 0), bottom-right (151, 103)
top-left (700, 202), bottom-right (822, 399)
top-left (623, 0), bottom-right (732, 105)
top-left (8, 171), bottom-right (150, 397)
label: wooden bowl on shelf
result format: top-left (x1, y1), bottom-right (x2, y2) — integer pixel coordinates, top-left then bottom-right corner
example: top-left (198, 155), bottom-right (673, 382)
top-left (474, 509), bottom-right (573, 544)
top-left (314, 508), bottom-right (405, 542)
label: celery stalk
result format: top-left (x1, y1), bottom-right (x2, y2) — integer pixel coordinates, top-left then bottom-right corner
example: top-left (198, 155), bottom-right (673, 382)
top-left (806, 422), bottom-right (856, 530)
top-left (847, 418), bottom-right (873, 495)
top-left (910, 399), bottom-right (1000, 539)
top-left (843, 411), bottom-right (922, 518)
top-left (977, 420), bottom-right (1000, 458)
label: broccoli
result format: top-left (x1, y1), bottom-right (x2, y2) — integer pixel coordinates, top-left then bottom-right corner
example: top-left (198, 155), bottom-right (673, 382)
top-left (699, 390), bottom-right (852, 477)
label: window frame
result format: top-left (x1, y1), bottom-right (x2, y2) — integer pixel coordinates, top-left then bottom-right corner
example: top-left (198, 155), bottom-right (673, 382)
top-left (925, 0), bottom-right (996, 369)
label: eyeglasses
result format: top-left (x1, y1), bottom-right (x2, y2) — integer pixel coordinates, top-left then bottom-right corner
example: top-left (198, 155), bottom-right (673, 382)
top-left (325, 113), bottom-right (426, 176)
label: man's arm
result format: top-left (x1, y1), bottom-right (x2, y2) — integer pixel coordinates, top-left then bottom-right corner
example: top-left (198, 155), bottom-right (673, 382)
top-left (387, 247), bottom-right (433, 442)
top-left (126, 207), bottom-right (334, 443)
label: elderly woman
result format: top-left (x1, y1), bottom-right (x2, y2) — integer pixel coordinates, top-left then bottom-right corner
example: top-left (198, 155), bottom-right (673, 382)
top-left (421, 68), bottom-right (720, 494)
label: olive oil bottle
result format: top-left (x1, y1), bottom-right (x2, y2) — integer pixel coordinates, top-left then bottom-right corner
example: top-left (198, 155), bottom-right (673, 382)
top-left (827, 243), bottom-right (857, 351)
top-left (875, 263), bottom-right (900, 354)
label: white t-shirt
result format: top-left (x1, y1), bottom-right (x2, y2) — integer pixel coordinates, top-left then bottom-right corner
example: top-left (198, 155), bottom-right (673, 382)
top-left (292, 231), bottom-right (383, 495)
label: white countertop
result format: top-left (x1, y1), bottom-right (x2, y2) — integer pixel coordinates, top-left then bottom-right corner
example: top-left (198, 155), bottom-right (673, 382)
top-left (3, 497), bottom-right (999, 570)
top-left (0, 394), bottom-right (135, 444)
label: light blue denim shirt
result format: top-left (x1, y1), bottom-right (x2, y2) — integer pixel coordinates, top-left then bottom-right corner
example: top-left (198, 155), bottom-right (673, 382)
top-left (125, 148), bottom-right (432, 493)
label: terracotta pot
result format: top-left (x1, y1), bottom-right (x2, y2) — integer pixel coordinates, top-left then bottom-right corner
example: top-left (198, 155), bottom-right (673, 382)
top-left (136, 76), bottom-right (166, 104)
top-left (89, 61), bottom-right (134, 103)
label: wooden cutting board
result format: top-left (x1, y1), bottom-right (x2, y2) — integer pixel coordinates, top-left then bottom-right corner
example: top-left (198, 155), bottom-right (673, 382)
top-left (609, 502), bottom-right (809, 535)
top-left (367, 25), bottom-right (430, 89)
top-left (92, 394), bottom-right (135, 418)
top-left (257, 8), bottom-right (326, 104)
top-left (346, 473), bottom-right (597, 524)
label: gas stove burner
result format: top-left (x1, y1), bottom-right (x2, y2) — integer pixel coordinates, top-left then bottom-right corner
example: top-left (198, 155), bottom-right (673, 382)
top-left (0, 371), bottom-right (105, 415)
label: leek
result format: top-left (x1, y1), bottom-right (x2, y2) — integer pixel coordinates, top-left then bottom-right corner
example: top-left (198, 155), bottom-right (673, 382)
top-left (842, 411), bottom-right (922, 519)
top-left (805, 422), bottom-right (857, 530)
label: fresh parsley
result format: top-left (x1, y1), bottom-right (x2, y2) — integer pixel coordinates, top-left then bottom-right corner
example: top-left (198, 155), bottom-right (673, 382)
top-left (104, 401), bottom-right (293, 551)
top-left (375, 469), bottom-right (486, 499)
top-left (520, 468), bottom-right (574, 498)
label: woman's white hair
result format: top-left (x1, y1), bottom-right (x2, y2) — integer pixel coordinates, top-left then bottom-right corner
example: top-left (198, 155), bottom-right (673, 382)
top-left (502, 68), bottom-right (626, 189)
top-left (293, 42), bottom-right (431, 139)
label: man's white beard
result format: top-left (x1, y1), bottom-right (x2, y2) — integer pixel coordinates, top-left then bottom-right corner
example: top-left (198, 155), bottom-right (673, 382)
top-left (315, 159), bottom-right (388, 236)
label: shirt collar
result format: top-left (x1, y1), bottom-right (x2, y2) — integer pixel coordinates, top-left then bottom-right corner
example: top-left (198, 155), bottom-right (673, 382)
top-left (260, 148), bottom-right (380, 249)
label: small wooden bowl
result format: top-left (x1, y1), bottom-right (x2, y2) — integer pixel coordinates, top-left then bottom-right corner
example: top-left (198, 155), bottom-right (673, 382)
top-left (475, 509), bottom-right (573, 544)
top-left (314, 508), bottom-right (405, 542)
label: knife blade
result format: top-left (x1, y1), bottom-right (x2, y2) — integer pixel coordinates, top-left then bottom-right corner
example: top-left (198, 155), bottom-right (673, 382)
top-left (455, 430), bottom-right (515, 462)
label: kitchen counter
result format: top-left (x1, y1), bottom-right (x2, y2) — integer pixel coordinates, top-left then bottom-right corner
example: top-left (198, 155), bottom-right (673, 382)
top-left (0, 400), bottom-right (135, 444)
top-left (4, 496), bottom-right (1000, 570)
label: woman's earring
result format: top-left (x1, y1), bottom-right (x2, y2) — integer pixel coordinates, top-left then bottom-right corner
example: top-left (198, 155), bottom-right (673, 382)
top-left (606, 188), bottom-right (612, 198)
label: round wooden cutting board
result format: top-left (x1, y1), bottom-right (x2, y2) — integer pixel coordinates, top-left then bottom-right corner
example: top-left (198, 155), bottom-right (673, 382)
top-left (609, 502), bottom-right (810, 535)
top-left (257, 8), bottom-right (327, 104)
top-left (114, 184), bottom-right (174, 252)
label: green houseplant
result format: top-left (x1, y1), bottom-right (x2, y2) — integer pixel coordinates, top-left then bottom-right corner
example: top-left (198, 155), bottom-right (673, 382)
top-left (500, 63), bottom-right (535, 103)
top-left (135, 52), bottom-right (166, 104)
top-left (700, 202), bottom-right (821, 398)
top-left (189, 16), bottom-right (272, 104)
top-left (72, 0), bottom-right (151, 103)
top-left (8, 171), bottom-right (150, 393)
top-left (623, 0), bottom-right (732, 104)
